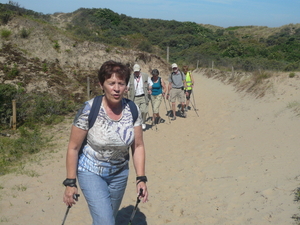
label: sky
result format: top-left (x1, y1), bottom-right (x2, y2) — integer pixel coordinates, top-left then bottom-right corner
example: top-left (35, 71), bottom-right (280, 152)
top-left (1, 0), bottom-right (299, 28)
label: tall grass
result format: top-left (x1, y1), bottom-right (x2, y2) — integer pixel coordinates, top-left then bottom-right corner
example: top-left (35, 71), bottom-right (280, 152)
top-left (1, 28), bottom-right (11, 39)
top-left (0, 127), bottom-right (49, 175)
top-left (0, 84), bottom-right (79, 176)
top-left (293, 187), bottom-right (300, 224)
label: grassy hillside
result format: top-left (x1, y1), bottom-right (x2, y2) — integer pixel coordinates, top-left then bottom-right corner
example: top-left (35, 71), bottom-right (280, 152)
top-left (50, 8), bottom-right (300, 72)
top-left (2, 2), bottom-right (300, 72)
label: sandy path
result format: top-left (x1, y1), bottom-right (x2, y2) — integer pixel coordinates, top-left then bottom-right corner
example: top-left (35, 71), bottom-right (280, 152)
top-left (0, 71), bottom-right (300, 225)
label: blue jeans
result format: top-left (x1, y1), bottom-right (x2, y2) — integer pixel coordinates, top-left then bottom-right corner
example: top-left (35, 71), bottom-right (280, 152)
top-left (77, 166), bottom-right (129, 225)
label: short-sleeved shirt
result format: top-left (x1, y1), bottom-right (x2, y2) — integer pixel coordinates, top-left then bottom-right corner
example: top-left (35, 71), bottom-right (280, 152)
top-left (73, 97), bottom-right (142, 176)
top-left (128, 75), bottom-right (153, 96)
top-left (168, 71), bottom-right (186, 88)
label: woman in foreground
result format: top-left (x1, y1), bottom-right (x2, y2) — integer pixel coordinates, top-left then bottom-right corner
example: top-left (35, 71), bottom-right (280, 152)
top-left (63, 60), bottom-right (148, 225)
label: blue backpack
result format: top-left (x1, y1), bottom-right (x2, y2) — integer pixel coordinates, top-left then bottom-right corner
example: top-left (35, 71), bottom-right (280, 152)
top-left (88, 95), bottom-right (138, 129)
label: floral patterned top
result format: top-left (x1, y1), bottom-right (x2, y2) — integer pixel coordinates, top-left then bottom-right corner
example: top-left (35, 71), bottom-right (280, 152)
top-left (73, 97), bottom-right (142, 176)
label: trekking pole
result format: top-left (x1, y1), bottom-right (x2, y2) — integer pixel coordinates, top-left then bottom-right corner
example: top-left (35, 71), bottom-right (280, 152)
top-left (191, 91), bottom-right (198, 110)
top-left (190, 92), bottom-right (199, 117)
top-left (61, 194), bottom-right (80, 225)
top-left (167, 98), bottom-right (174, 119)
top-left (162, 96), bottom-right (171, 123)
top-left (154, 118), bottom-right (158, 131)
top-left (190, 100), bottom-right (199, 117)
top-left (128, 189), bottom-right (143, 225)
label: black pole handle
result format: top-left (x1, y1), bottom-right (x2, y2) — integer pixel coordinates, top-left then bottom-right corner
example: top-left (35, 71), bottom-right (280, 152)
top-left (73, 194), bottom-right (80, 201)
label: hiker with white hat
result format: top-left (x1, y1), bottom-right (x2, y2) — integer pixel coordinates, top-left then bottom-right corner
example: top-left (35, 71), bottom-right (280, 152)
top-left (166, 63), bottom-right (187, 120)
top-left (127, 64), bottom-right (153, 130)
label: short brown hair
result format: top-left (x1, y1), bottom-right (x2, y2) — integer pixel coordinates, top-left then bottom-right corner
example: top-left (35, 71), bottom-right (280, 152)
top-left (98, 60), bottom-right (131, 85)
top-left (182, 66), bottom-right (188, 74)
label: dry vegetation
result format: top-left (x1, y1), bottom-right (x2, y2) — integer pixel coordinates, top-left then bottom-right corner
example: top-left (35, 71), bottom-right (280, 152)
top-left (197, 67), bottom-right (300, 99)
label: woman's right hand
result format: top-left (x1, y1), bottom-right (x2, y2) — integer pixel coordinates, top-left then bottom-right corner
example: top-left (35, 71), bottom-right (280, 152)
top-left (63, 187), bottom-right (79, 207)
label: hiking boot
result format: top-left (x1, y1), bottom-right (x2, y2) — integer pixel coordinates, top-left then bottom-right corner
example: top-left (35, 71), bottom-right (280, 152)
top-left (171, 116), bottom-right (176, 121)
top-left (187, 106), bottom-right (191, 110)
top-left (159, 118), bottom-right (165, 123)
top-left (181, 111), bottom-right (187, 118)
top-left (155, 117), bottom-right (160, 124)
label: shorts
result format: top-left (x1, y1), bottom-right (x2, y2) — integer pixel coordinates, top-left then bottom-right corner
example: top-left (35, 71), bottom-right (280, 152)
top-left (185, 89), bottom-right (192, 100)
top-left (151, 94), bottom-right (162, 114)
top-left (170, 88), bottom-right (185, 103)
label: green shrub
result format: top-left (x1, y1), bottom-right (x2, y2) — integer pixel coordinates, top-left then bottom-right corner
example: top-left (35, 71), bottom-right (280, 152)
top-left (19, 93), bottom-right (76, 124)
top-left (138, 41), bottom-right (153, 53)
top-left (8, 63), bottom-right (19, 78)
top-left (1, 28), bottom-right (11, 38)
top-left (1, 13), bottom-right (11, 24)
top-left (42, 63), bottom-right (48, 72)
top-left (53, 40), bottom-right (60, 50)
top-left (289, 72), bottom-right (296, 78)
top-left (0, 83), bottom-right (18, 126)
top-left (1, 90), bottom-right (77, 130)
top-left (20, 27), bottom-right (29, 38)
top-left (3, 63), bottom-right (19, 79)
top-left (0, 127), bottom-right (47, 175)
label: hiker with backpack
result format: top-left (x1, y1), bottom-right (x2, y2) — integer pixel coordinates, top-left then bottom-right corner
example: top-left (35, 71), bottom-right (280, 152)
top-left (150, 69), bottom-right (167, 125)
top-left (166, 63), bottom-right (187, 120)
top-left (127, 63), bottom-right (153, 130)
top-left (63, 60), bottom-right (148, 225)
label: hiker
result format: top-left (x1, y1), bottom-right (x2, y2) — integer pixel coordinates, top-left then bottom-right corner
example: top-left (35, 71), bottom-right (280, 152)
top-left (150, 69), bottom-right (167, 125)
top-left (166, 63), bottom-right (187, 120)
top-left (182, 66), bottom-right (195, 111)
top-left (127, 63), bottom-right (153, 130)
top-left (63, 60), bottom-right (148, 225)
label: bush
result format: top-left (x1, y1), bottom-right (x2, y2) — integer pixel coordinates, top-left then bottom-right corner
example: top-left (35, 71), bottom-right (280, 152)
top-left (2, 63), bottom-right (20, 79)
top-left (1, 28), bottom-right (11, 38)
top-left (0, 83), bottom-right (18, 126)
top-left (42, 63), bottom-right (48, 72)
top-left (289, 72), bottom-right (296, 78)
top-left (1, 13), bottom-right (11, 24)
top-left (1, 89), bottom-right (77, 130)
top-left (53, 40), bottom-right (60, 51)
top-left (20, 27), bottom-right (29, 38)
top-left (15, 92), bottom-right (76, 126)
top-left (0, 127), bottom-right (47, 175)
top-left (138, 40), bottom-right (153, 53)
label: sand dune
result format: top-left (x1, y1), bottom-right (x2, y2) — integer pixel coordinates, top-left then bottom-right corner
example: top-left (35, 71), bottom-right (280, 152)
top-left (1, 71), bottom-right (300, 225)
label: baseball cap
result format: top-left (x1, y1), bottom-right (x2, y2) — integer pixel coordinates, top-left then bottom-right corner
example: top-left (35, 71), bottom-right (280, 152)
top-left (133, 64), bottom-right (141, 72)
top-left (171, 63), bottom-right (178, 68)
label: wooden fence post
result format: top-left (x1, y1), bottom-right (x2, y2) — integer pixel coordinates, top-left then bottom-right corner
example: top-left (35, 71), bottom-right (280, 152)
top-left (167, 46), bottom-right (169, 63)
top-left (87, 76), bottom-right (90, 100)
top-left (12, 99), bottom-right (16, 130)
